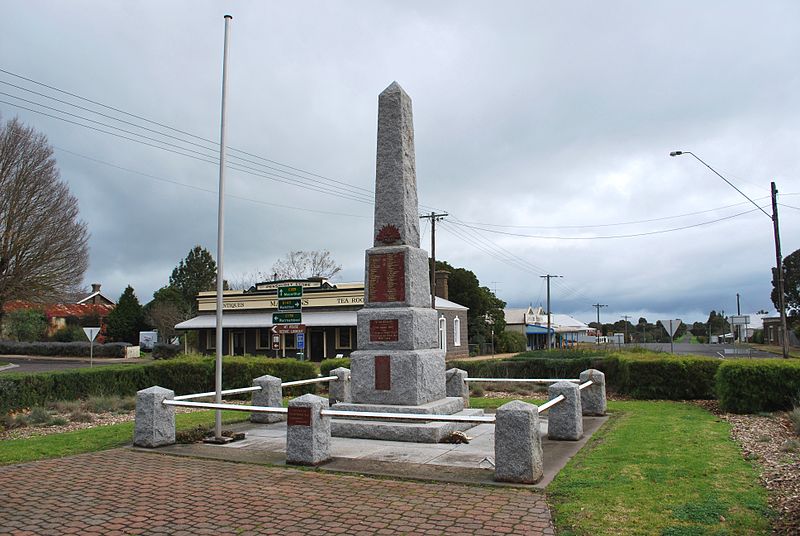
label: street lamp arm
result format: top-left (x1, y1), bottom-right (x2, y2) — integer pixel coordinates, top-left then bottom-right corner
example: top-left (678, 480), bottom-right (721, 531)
top-left (670, 150), bottom-right (772, 219)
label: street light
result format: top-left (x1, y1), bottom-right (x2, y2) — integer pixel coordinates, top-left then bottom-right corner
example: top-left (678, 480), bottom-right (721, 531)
top-left (670, 150), bottom-right (789, 358)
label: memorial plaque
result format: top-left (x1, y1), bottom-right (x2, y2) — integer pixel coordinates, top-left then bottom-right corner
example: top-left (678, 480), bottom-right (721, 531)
top-left (368, 252), bottom-right (406, 303)
top-left (370, 319), bottom-right (399, 342)
top-left (287, 406), bottom-right (311, 426)
top-left (374, 355), bottom-right (391, 390)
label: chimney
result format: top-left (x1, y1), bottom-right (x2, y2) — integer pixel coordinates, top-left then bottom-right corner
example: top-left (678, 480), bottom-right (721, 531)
top-left (91, 283), bottom-right (101, 293)
top-left (434, 270), bottom-right (450, 301)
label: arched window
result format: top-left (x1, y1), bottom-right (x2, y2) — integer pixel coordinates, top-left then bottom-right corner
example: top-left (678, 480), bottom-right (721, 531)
top-left (438, 315), bottom-right (447, 352)
top-left (453, 316), bottom-right (461, 347)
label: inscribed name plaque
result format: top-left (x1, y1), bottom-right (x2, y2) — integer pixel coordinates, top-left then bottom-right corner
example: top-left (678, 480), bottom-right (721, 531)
top-left (287, 406), bottom-right (311, 426)
top-left (370, 319), bottom-right (399, 342)
top-left (368, 252), bottom-right (406, 303)
top-left (374, 355), bottom-right (391, 390)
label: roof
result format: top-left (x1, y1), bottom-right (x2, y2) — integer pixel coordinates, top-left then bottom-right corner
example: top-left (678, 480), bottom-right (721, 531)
top-left (76, 291), bottom-right (115, 305)
top-left (2, 300), bottom-right (114, 318)
top-left (504, 307), bottom-right (533, 325)
top-left (503, 305), bottom-right (590, 333)
top-left (435, 296), bottom-right (468, 311)
top-left (176, 310), bottom-right (358, 330)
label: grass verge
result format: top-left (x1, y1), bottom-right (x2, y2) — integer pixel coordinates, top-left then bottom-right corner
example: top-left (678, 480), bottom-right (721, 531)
top-left (0, 410), bottom-right (247, 466)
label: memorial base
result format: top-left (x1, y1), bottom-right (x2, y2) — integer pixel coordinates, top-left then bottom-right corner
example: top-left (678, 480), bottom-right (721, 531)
top-left (331, 397), bottom-right (484, 443)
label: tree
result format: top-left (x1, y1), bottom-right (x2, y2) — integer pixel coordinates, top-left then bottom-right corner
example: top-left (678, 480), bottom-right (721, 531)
top-left (169, 246), bottom-right (217, 314)
top-left (105, 286), bottom-right (145, 344)
top-left (272, 250), bottom-right (341, 280)
top-left (144, 286), bottom-right (189, 341)
top-left (772, 248), bottom-right (800, 315)
top-left (6, 308), bottom-right (47, 341)
top-left (0, 117), bottom-right (89, 319)
top-left (433, 260), bottom-right (506, 344)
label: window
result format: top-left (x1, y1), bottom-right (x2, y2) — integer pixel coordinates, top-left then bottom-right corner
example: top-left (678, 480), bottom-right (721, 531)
top-left (283, 333), bottom-right (297, 349)
top-left (336, 327), bottom-right (352, 349)
top-left (206, 330), bottom-right (216, 350)
top-left (453, 316), bottom-right (461, 347)
top-left (438, 315), bottom-right (447, 352)
top-left (256, 329), bottom-right (270, 349)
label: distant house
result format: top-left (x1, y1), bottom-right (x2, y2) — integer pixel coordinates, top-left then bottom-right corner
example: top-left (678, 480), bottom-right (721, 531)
top-left (504, 305), bottom-right (590, 350)
top-left (77, 283), bottom-right (116, 306)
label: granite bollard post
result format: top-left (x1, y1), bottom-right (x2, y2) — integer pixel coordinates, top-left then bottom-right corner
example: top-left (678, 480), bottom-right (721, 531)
top-left (328, 367), bottom-right (352, 405)
top-left (579, 369), bottom-right (606, 416)
top-left (251, 375), bottom-right (284, 424)
top-left (494, 400), bottom-right (543, 484)
top-left (286, 394), bottom-right (331, 466)
top-left (445, 368), bottom-right (469, 408)
top-left (547, 381), bottom-right (583, 441)
top-left (134, 386), bottom-right (175, 448)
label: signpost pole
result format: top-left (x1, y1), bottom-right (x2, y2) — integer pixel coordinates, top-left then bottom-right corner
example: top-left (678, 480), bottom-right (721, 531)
top-left (90, 338), bottom-right (94, 368)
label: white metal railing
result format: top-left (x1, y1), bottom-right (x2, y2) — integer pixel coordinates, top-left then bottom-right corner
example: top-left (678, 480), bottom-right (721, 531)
top-left (537, 395), bottom-right (565, 413)
top-left (165, 399), bottom-right (288, 414)
top-left (466, 378), bottom-right (580, 384)
top-left (173, 375), bottom-right (339, 401)
top-left (578, 380), bottom-right (593, 391)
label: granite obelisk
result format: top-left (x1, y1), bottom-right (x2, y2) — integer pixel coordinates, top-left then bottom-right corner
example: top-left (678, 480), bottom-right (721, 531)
top-left (348, 82), bottom-right (446, 406)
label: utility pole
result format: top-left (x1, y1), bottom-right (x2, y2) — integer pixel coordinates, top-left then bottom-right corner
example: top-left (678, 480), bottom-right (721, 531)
top-left (592, 303), bottom-right (608, 345)
top-left (621, 315), bottom-right (631, 344)
top-left (771, 182), bottom-right (790, 359)
top-left (540, 275), bottom-right (562, 349)
top-left (420, 212), bottom-right (448, 309)
top-left (736, 293), bottom-right (741, 342)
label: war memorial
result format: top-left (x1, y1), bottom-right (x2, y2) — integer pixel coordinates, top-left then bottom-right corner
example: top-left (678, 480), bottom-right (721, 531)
top-left (133, 82), bottom-right (607, 486)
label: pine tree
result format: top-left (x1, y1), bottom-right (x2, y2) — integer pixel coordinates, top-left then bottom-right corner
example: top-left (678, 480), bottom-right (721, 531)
top-left (105, 286), bottom-right (145, 344)
top-left (169, 246), bottom-right (217, 314)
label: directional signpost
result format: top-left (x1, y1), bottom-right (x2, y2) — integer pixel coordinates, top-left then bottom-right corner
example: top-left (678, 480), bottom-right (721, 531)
top-left (274, 285), bottom-right (303, 359)
top-left (658, 319), bottom-right (682, 354)
top-left (82, 327), bottom-right (101, 367)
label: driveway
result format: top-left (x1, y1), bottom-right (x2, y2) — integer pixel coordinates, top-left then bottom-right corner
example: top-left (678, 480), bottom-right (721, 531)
top-left (0, 449), bottom-right (555, 535)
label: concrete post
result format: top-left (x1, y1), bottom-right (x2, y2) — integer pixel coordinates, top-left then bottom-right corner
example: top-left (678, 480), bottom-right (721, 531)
top-left (494, 400), bottom-right (543, 484)
top-left (547, 381), bottom-right (583, 441)
top-left (286, 394), bottom-right (331, 466)
top-left (328, 367), bottom-right (352, 405)
top-left (579, 369), bottom-right (607, 416)
top-left (445, 368), bottom-right (470, 408)
top-left (134, 386), bottom-right (175, 448)
top-left (251, 375), bottom-right (284, 424)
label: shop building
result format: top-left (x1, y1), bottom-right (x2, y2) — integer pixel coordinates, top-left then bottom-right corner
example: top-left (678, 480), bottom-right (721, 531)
top-left (504, 305), bottom-right (590, 350)
top-left (175, 278), bottom-right (469, 361)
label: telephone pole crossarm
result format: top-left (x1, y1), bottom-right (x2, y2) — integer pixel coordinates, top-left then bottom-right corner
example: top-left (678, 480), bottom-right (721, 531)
top-left (592, 303), bottom-right (608, 345)
top-left (420, 212), bottom-right (448, 309)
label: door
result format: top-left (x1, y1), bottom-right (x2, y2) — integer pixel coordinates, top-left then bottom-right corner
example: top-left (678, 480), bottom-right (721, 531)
top-left (231, 331), bottom-right (245, 355)
top-left (310, 329), bottom-right (325, 361)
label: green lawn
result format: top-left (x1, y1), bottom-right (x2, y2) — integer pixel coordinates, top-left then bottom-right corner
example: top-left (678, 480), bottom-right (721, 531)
top-left (0, 410), bottom-right (247, 466)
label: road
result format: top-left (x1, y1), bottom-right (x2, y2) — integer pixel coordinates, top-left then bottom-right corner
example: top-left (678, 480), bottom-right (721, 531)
top-left (0, 356), bottom-right (146, 373)
top-left (634, 343), bottom-right (776, 358)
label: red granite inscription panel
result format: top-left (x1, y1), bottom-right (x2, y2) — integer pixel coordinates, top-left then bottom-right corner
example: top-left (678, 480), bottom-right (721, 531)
top-left (370, 319), bottom-right (399, 342)
top-left (368, 252), bottom-right (406, 303)
top-left (374, 355), bottom-right (391, 391)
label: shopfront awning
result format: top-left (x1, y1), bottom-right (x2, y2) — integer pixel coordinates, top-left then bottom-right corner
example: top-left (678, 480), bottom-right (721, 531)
top-left (175, 311), bottom-right (357, 330)
top-left (525, 325), bottom-right (554, 335)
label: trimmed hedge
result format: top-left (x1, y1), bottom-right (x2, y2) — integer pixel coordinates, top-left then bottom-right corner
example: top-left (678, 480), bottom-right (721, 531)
top-left (0, 356), bottom-right (317, 413)
top-left (152, 343), bottom-right (181, 360)
top-left (0, 340), bottom-right (130, 358)
top-left (320, 357), bottom-right (351, 376)
top-left (716, 359), bottom-right (800, 413)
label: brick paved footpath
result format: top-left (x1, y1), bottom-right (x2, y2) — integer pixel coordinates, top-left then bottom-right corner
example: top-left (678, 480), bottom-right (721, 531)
top-left (0, 449), bottom-right (555, 535)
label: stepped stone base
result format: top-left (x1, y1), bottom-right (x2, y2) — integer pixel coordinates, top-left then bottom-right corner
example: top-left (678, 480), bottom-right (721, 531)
top-left (331, 397), bottom-right (483, 443)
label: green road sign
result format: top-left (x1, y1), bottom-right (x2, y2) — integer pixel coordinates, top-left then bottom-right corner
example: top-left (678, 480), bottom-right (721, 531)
top-left (273, 312), bottom-right (302, 324)
top-left (277, 285), bottom-right (303, 298)
top-left (278, 298), bottom-right (302, 311)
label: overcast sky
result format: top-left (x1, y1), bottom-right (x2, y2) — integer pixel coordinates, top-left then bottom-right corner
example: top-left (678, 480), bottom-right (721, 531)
top-left (2, 1), bottom-right (799, 325)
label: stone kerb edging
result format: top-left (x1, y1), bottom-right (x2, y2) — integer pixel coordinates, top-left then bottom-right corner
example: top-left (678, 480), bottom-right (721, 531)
top-left (328, 367), bottom-right (352, 405)
top-left (286, 394), bottom-right (331, 466)
top-left (579, 368), bottom-right (606, 416)
top-left (251, 375), bottom-right (284, 423)
top-left (134, 386), bottom-right (176, 448)
top-left (494, 400), bottom-right (543, 484)
top-left (547, 381), bottom-right (583, 441)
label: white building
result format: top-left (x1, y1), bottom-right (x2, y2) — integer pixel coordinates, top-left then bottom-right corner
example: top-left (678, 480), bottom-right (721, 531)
top-left (504, 305), bottom-right (591, 350)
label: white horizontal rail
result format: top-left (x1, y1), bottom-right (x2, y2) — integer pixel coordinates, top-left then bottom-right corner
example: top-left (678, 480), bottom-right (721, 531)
top-left (578, 380), bottom-right (594, 390)
top-left (467, 378), bottom-right (580, 383)
top-left (174, 386), bottom-right (261, 401)
top-left (321, 409), bottom-right (496, 423)
top-left (281, 376), bottom-right (338, 387)
top-left (537, 394), bottom-right (565, 413)
top-left (164, 399), bottom-right (288, 414)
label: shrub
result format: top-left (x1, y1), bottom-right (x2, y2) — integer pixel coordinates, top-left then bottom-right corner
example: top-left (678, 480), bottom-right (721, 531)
top-left (52, 325), bottom-right (87, 343)
top-left (716, 359), bottom-right (800, 413)
top-left (320, 357), bottom-right (350, 376)
top-left (5, 309), bottom-right (47, 341)
top-left (69, 411), bottom-right (93, 423)
top-left (28, 406), bottom-right (51, 424)
top-left (496, 331), bottom-right (527, 353)
top-left (48, 416), bottom-right (68, 426)
top-left (0, 356), bottom-right (317, 413)
top-left (85, 396), bottom-right (117, 413)
top-left (152, 343), bottom-right (181, 360)
top-left (0, 341), bottom-right (130, 358)
top-left (622, 357), bottom-right (719, 399)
